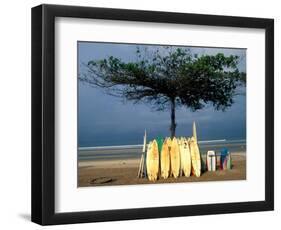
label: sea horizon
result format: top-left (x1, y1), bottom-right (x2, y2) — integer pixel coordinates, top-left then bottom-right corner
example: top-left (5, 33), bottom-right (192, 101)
top-left (79, 138), bottom-right (246, 150)
top-left (78, 139), bottom-right (246, 161)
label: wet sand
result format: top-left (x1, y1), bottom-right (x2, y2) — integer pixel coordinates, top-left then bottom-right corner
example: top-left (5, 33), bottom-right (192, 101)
top-left (78, 152), bottom-right (246, 187)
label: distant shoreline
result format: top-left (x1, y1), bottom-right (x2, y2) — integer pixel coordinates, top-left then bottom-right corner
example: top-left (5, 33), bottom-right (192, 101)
top-left (79, 151), bottom-right (245, 167)
top-left (79, 151), bottom-right (246, 162)
top-left (78, 140), bottom-right (246, 161)
top-left (79, 139), bottom-right (246, 150)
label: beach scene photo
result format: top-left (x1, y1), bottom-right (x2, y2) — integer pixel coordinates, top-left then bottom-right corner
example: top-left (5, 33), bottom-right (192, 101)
top-left (78, 42), bottom-right (246, 187)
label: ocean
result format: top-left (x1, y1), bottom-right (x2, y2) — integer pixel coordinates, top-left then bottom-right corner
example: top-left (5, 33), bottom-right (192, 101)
top-left (78, 139), bottom-right (246, 161)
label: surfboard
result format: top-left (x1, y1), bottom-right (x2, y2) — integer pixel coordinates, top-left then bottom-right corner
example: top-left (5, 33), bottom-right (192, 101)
top-left (178, 137), bottom-right (184, 175)
top-left (227, 153), bottom-right (232, 170)
top-left (167, 137), bottom-right (172, 145)
top-left (193, 121), bottom-right (197, 142)
top-left (146, 140), bottom-right (159, 181)
top-left (142, 129), bottom-right (147, 153)
top-left (170, 137), bottom-right (180, 178)
top-left (156, 137), bottom-right (164, 156)
top-left (206, 150), bottom-right (216, 171)
top-left (178, 138), bottom-right (183, 176)
top-left (160, 138), bottom-right (170, 179)
top-left (189, 137), bottom-right (201, 177)
top-left (220, 148), bottom-right (228, 170)
top-left (179, 137), bottom-right (191, 177)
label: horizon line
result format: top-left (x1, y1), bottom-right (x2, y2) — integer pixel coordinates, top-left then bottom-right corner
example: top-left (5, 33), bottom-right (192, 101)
top-left (79, 139), bottom-right (246, 151)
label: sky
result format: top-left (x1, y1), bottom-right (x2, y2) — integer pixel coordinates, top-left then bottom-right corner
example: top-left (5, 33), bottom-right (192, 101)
top-left (78, 42), bottom-right (246, 147)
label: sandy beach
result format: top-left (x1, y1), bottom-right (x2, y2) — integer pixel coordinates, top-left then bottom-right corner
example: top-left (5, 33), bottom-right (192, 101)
top-left (78, 152), bottom-right (246, 187)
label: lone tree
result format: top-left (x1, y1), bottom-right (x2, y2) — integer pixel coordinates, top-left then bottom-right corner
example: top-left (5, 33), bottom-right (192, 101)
top-left (80, 47), bottom-right (245, 137)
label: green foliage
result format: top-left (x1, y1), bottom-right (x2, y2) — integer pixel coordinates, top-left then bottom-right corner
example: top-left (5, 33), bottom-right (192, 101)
top-left (81, 47), bottom-right (245, 112)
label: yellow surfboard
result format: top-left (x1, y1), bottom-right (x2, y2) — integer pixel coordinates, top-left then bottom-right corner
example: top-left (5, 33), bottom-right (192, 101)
top-left (178, 137), bottom-right (184, 175)
top-left (166, 137), bottom-right (172, 146)
top-left (189, 137), bottom-right (201, 177)
top-left (160, 138), bottom-right (170, 179)
top-left (179, 137), bottom-right (191, 177)
top-left (146, 140), bottom-right (159, 181)
top-left (170, 137), bottom-right (180, 178)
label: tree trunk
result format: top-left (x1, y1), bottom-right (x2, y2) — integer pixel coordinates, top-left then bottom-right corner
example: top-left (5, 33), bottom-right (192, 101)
top-left (170, 99), bottom-right (176, 138)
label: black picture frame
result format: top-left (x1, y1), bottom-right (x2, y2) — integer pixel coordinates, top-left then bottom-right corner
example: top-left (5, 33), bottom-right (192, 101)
top-left (31, 4), bottom-right (274, 225)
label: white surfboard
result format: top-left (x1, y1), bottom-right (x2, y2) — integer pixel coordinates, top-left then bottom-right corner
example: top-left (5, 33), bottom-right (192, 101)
top-left (193, 121), bottom-right (197, 142)
top-left (206, 150), bottom-right (216, 171)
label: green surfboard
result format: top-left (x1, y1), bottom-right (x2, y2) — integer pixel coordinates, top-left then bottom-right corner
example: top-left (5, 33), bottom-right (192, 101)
top-left (156, 137), bottom-right (164, 155)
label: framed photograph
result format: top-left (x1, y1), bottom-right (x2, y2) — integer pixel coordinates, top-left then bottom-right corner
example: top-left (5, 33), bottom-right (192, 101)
top-left (31, 4), bottom-right (274, 225)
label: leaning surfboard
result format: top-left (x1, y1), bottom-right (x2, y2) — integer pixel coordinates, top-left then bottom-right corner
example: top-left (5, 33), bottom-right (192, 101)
top-left (189, 137), bottom-right (201, 177)
top-left (177, 137), bottom-right (183, 175)
top-left (156, 137), bottom-right (164, 154)
top-left (227, 153), bottom-right (232, 170)
top-left (206, 150), bottom-right (216, 171)
top-left (179, 138), bottom-right (191, 177)
top-left (146, 140), bottom-right (159, 181)
top-left (170, 137), bottom-right (180, 178)
top-left (160, 138), bottom-right (170, 179)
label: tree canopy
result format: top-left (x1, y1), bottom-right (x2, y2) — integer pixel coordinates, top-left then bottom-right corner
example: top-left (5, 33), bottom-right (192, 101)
top-left (80, 47), bottom-right (246, 137)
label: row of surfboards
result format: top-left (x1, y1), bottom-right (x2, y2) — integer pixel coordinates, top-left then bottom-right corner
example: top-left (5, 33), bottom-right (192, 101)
top-left (145, 136), bottom-right (201, 181)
